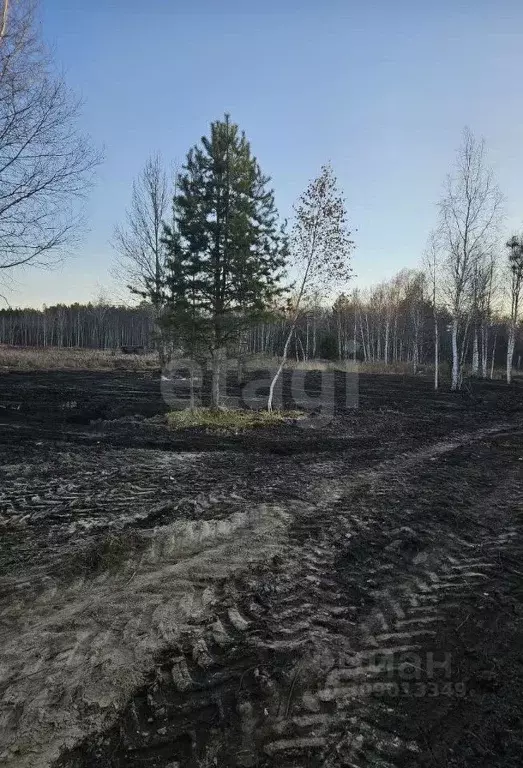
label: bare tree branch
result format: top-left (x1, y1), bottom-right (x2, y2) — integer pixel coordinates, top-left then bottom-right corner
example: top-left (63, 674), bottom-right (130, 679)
top-left (111, 153), bottom-right (170, 361)
top-left (0, 0), bottom-right (102, 273)
top-left (112, 154), bottom-right (170, 300)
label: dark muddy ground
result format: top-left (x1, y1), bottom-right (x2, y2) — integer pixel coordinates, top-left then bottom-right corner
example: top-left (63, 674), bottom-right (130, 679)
top-left (0, 368), bottom-right (522, 768)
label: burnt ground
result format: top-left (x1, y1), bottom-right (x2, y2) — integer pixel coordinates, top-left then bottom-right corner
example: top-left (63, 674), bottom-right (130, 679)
top-left (0, 368), bottom-right (522, 768)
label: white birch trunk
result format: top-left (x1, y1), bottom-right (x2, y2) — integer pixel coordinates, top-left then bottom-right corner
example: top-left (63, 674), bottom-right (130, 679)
top-left (305, 319), bottom-right (309, 360)
top-left (472, 329), bottom-right (479, 376)
top-left (268, 327), bottom-right (293, 411)
top-left (481, 324), bottom-right (488, 379)
top-left (506, 325), bottom-right (515, 384)
top-left (451, 315), bottom-right (460, 391)
top-left (360, 315), bottom-right (368, 362)
top-left (490, 332), bottom-right (497, 380)
top-left (353, 310), bottom-right (357, 361)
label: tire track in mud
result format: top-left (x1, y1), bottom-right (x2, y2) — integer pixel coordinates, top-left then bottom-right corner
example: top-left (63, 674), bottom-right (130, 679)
top-left (54, 422), bottom-right (523, 768)
top-left (253, 533), bottom-right (520, 768)
top-left (243, 431), bottom-right (523, 768)
top-left (0, 447), bottom-right (300, 582)
top-left (0, 501), bottom-right (293, 768)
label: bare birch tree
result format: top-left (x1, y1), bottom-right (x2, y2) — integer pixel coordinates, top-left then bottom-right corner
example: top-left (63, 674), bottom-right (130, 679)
top-left (437, 128), bottom-right (503, 390)
top-left (267, 164), bottom-right (354, 411)
top-left (425, 233), bottom-right (440, 389)
top-left (505, 235), bottom-right (523, 384)
top-left (113, 154), bottom-right (170, 363)
top-left (0, 0), bottom-right (101, 275)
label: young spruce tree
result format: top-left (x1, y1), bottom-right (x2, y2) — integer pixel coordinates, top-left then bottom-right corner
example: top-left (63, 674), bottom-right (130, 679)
top-left (163, 115), bottom-right (287, 408)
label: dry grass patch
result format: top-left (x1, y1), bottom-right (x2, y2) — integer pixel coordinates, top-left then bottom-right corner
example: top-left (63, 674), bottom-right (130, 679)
top-left (291, 359), bottom-right (359, 372)
top-left (0, 345), bottom-right (158, 371)
top-left (243, 355), bottom-right (422, 375)
top-left (167, 407), bottom-right (303, 431)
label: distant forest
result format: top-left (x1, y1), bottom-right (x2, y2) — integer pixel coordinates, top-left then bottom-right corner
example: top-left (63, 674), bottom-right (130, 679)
top-left (1, 267), bottom-right (521, 371)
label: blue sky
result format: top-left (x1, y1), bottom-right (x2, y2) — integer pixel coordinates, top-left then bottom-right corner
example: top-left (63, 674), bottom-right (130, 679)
top-left (7, 0), bottom-right (523, 307)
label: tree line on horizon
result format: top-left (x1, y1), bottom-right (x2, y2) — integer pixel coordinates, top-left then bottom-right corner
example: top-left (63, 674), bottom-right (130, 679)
top-left (1, 267), bottom-right (521, 379)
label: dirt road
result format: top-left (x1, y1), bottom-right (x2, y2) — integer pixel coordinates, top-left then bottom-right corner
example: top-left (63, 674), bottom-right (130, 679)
top-left (0, 371), bottom-right (522, 767)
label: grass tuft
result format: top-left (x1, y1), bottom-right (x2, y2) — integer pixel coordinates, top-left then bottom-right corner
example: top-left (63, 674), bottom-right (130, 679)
top-left (166, 406), bottom-right (303, 431)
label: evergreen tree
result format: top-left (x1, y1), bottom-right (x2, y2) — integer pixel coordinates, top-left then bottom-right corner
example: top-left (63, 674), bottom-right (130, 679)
top-left (163, 114), bottom-right (288, 407)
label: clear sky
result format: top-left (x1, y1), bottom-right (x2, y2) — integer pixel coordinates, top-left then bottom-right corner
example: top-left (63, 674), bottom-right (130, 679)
top-left (6, 0), bottom-right (523, 308)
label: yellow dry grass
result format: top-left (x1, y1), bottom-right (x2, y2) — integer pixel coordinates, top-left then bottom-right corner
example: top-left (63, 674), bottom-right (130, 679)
top-left (0, 345), bottom-right (157, 371)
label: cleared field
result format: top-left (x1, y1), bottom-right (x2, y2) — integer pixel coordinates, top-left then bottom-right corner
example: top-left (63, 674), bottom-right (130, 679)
top-left (0, 368), bottom-right (522, 768)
